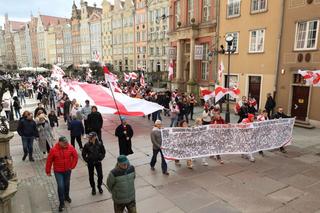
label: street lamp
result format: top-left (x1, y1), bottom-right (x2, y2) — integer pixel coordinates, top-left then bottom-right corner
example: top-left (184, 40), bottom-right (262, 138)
top-left (224, 35), bottom-right (236, 123)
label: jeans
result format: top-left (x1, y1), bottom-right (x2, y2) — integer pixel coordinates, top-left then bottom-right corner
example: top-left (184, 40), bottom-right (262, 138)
top-left (15, 109), bottom-right (21, 119)
top-left (170, 117), bottom-right (178, 127)
top-left (152, 110), bottom-right (162, 122)
top-left (28, 89), bottom-right (33, 98)
top-left (19, 95), bottom-right (26, 105)
top-left (71, 135), bottom-right (83, 149)
top-left (84, 119), bottom-right (89, 135)
top-left (54, 170), bottom-right (71, 205)
top-left (87, 162), bottom-right (103, 189)
top-left (50, 98), bottom-right (55, 109)
top-left (150, 149), bottom-right (167, 173)
top-left (114, 200), bottom-right (137, 213)
top-left (4, 111), bottom-right (10, 120)
top-left (21, 136), bottom-right (34, 156)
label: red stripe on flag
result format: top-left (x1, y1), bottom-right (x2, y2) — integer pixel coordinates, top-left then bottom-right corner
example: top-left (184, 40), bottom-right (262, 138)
top-left (79, 84), bottom-right (144, 116)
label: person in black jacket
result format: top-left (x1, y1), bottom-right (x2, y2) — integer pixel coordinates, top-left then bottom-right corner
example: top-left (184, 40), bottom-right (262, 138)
top-left (82, 132), bottom-right (106, 195)
top-left (115, 116), bottom-right (134, 156)
top-left (265, 93), bottom-right (276, 118)
top-left (237, 103), bottom-right (249, 123)
top-left (87, 106), bottom-right (103, 141)
top-left (272, 107), bottom-right (290, 153)
top-left (68, 115), bottom-right (84, 149)
top-left (17, 111), bottom-right (39, 161)
top-left (34, 103), bottom-right (47, 118)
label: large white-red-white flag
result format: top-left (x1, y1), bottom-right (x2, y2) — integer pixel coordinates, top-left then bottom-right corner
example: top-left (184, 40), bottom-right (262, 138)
top-left (218, 61), bottom-right (224, 85)
top-left (200, 87), bottom-right (215, 101)
top-left (124, 73), bottom-right (131, 82)
top-left (129, 72), bottom-right (138, 80)
top-left (214, 86), bottom-right (240, 103)
top-left (51, 65), bottom-right (65, 79)
top-left (168, 61), bottom-right (174, 80)
top-left (103, 66), bottom-right (122, 93)
top-left (298, 70), bottom-right (320, 87)
top-left (62, 81), bottom-right (163, 116)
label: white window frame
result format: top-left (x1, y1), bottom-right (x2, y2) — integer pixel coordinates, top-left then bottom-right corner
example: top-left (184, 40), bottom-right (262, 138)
top-left (225, 32), bottom-right (239, 53)
top-left (175, 0), bottom-right (181, 27)
top-left (251, 0), bottom-right (267, 13)
top-left (249, 29), bottom-right (265, 53)
top-left (201, 43), bottom-right (209, 80)
top-left (227, 0), bottom-right (241, 18)
top-left (294, 20), bottom-right (319, 51)
top-left (188, 0), bottom-right (194, 24)
top-left (202, 0), bottom-right (211, 22)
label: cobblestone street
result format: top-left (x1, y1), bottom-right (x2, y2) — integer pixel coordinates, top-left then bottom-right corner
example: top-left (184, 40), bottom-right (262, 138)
top-left (8, 98), bottom-right (320, 213)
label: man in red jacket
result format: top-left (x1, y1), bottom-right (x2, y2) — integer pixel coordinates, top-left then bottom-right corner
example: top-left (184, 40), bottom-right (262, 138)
top-left (46, 136), bottom-right (78, 212)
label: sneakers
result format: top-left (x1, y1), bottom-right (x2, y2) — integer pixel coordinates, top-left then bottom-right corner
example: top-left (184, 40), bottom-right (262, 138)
top-left (98, 187), bottom-right (103, 194)
top-left (65, 197), bottom-right (72, 203)
top-left (22, 153), bottom-right (28, 161)
top-left (92, 188), bottom-right (96, 195)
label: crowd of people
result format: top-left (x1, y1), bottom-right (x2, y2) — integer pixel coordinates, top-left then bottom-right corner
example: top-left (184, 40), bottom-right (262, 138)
top-left (1, 75), bottom-right (292, 213)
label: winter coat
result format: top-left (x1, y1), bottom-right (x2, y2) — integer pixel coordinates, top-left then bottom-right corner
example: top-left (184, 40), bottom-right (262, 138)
top-left (81, 105), bottom-right (91, 120)
top-left (107, 165), bottom-right (136, 204)
top-left (34, 107), bottom-right (47, 117)
top-left (45, 143), bottom-right (78, 174)
top-left (36, 120), bottom-right (54, 152)
top-left (82, 140), bottom-right (106, 164)
top-left (87, 111), bottom-right (103, 131)
top-left (17, 118), bottom-right (39, 138)
top-left (272, 112), bottom-right (290, 119)
top-left (68, 119), bottom-right (84, 137)
top-left (64, 100), bottom-right (72, 115)
top-left (48, 114), bottom-right (59, 127)
top-left (265, 97), bottom-right (276, 111)
top-left (13, 100), bottom-right (21, 110)
top-left (150, 127), bottom-right (162, 150)
top-left (115, 124), bottom-right (134, 156)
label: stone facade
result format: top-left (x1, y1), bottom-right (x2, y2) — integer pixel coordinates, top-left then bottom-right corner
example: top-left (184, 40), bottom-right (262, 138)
top-left (101, 0), bottom-right (113, 64)
top-left (71, 2), bottom-right (82, 65)
top-left (89, 10), bottom-right (102, 62)
top-left (135, 0), bottom-right (147, 70)
top-left (0, 28), bottom-right (5, 67)
top-left (63, 23), bottom-right (73, 66)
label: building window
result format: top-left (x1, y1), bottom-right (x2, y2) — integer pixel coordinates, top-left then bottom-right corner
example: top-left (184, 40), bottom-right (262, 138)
top-left (188, 0), bottom-right (194, 24)
top-left (202, 0), bottom-right (211, 22)
top-left (249, 29), bottom-right (265, 53)
top-left (150, 47), bottom-right (154, 55)
top-left (295, 20), bottom-right (319, 50)
top-left (175, 0), bottom-right (181, 27)
top-left (185, 43), bottom-right (190, 53)
top-left (227, 0), bottom-right (241, 18)
top-left (201, 43), bottom-right (209, 80)
top-left (226, 32), bottom-right (239, 53)
top-left (251, 0), bottom-right (267, 13)
top-left (136, 32), bottom-right (140, 42)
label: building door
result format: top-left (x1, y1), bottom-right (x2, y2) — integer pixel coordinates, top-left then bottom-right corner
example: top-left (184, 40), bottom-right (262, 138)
top-left (291, 86), bottom-right (309, 121)
top-left (248, 76), bottom-right (261, 109)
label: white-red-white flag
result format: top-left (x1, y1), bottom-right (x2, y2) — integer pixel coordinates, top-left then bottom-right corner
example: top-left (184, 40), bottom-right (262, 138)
top-left (129, 72), bottom-right (138, 80)
top-left (218, 61), bottom-right (224, 85)
top-left (140, 72), bottom-right (145, 86)
top-left (200, 87), bottom-right (215, 101)
top-left (124, 73), bottom-right (131, 82)
top-left (168, 61), bottom-right (174, 80)
top-left (103, 66), bottom-right (121, 93)
top-left (298, 70), bottom-right (320, 87)
top-left (214, 86), bottom-right (240, 103)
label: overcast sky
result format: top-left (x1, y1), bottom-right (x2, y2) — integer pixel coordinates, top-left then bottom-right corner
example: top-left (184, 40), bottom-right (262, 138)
top-left (0, 0), bottom-right (114, 28)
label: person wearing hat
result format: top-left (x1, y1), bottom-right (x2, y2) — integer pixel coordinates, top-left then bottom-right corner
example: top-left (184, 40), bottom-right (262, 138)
top-left (115, 116), bottom-right (134, 156)
top-left (82, 132), bottom-right (106, 195)
top-left (241, 114), bottom-right (255, 162)
top-left (107, 155), bottom-right (136, 213)
top-left (150, 120), bottom-right (169, 175)
top-left (46, 136), bottom-right (78, 212)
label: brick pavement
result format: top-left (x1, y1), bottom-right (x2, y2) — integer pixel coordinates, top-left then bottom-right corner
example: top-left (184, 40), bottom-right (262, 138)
top-left (9, 98), bottom-right (320, 213)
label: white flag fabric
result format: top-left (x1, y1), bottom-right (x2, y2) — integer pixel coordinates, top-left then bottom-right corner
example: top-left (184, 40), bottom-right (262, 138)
top-left (298, 70), bottom-right (320, 87)
top-left (62, 81), bottom-right (163, 116)
top-left (161, 118), bottom-right (295, 160)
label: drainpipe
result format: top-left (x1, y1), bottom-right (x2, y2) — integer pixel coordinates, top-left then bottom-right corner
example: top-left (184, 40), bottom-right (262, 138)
top-left (274, 0), bottom-right (285, 101)
top-left (214, 0), bottom-right (220, 88)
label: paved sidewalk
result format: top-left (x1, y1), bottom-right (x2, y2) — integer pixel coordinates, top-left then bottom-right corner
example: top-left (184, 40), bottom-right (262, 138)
top-left (9, 99), bottom-right (320, 213)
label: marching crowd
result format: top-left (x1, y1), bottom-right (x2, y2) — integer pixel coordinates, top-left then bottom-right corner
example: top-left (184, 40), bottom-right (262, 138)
top-left (1, 76), bottom-right (290, 213)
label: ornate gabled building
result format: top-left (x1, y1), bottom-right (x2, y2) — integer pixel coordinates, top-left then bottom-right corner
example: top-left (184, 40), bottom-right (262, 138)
top-left (89, 5), bottom-right (102, 62)
top-left (134, 0), bottom-right (147, 70)
top-left (29, 15), bottom-right (39, 67)
top-left (71, 1), bottom-right (82, 65)
top-left (0, 27), bottom-right (6, 67)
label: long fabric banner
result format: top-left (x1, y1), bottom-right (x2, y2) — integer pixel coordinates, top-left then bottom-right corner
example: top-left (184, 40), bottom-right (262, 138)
top-left (161, 118), bottom-right (295, 160)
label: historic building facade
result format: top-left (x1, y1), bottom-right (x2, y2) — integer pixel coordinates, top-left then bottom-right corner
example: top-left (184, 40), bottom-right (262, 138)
top-left (0, 27), bottom-right (6, 67)
top-left (89, 9), bottom-right (102, 62)
top-left (63, 23), bottom-right (73, 66)
top-left (276, 0), bottom-right (320, 126)
top-left (218, 0), bottom-right (284, 109)
top-left (168, 0), bottom-right (217, 92)
top-left (24, 23), bottom-right (33, 67)
top-left (134, 0), bottom-right (147, 70)
top-left (101, 0), bottom-right (113, 64)
top-left (29, 15), bottom-right (39, 67)
top-left (71, 1), bottom-right (82, 65)
top-left (147, 0), bottom-right (170, 73)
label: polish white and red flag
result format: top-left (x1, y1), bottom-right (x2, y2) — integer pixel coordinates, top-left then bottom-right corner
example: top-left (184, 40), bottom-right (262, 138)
top-left (214, 86), bottom-right (240, 103)
top-left (124, 73), bottom-right (131, 82)
top-left (129, 72), bottom-right (138, 80)
top-left (168, 61), bottom-right (174, 80)
top-left (298, 70), bottom-right (320, 87)
top-left (200, 87), bottom-right (215, 101)
top-left (140, 72), bottom-right (145, 86)
top-left (51, 65), bottom-right (65, 79)
top-left (61, 81), bottom-right (163, 116)
top-left (218, 61), bottom-right (224, 85)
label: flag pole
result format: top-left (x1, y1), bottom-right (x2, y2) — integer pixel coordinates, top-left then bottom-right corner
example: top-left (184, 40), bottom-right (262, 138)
top-left (105, 74), bottom-right (123, 122)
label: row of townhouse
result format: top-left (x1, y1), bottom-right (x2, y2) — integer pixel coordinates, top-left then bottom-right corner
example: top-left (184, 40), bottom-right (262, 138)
top-left (1, 0), bottom-right (319, 125)
top-left (168, 0), bottom-right (320, 126)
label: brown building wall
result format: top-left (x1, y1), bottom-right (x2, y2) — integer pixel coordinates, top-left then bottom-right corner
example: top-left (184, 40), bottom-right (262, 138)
top-left (30, 17), bottom-right (39, 66)
top-left (276, 0), bottom-right (320, 125)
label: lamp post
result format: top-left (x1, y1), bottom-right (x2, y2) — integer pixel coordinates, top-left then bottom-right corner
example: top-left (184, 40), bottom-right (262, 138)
top-left (224, 35), bottom-right (235, 124)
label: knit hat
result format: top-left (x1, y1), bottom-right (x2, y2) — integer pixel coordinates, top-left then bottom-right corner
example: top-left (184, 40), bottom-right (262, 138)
top-left (154, 120), bottom-right (162, 125)
top-left (117, 155), bottom-right (129, 164)
top-left (120, 116), bottom-right (126, 121)
top-left (88, 132), bottom-right (97, 138)
top-left (58, 136), bottom-right (68, 143)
